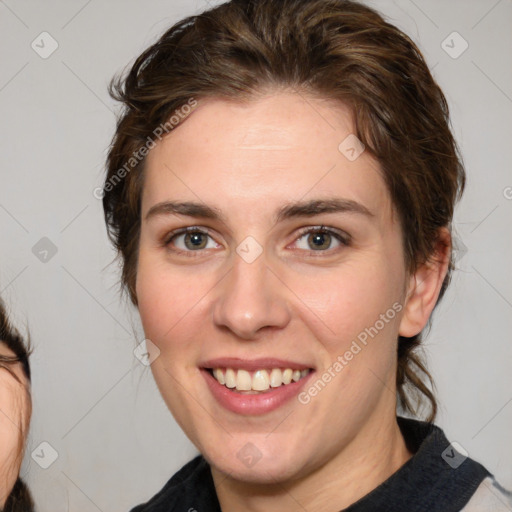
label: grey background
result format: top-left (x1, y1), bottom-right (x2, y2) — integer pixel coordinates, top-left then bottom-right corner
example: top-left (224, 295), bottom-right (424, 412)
top-left (0, 0), bottom-right (511, 510)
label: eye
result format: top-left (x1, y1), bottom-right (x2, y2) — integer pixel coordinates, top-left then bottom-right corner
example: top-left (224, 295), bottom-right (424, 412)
top-left (163, 225), bottom-right (350, 257)
top-left (291, 226), bottom-right (350, 253)
top-left (164, 227), bottom-right (219, 255)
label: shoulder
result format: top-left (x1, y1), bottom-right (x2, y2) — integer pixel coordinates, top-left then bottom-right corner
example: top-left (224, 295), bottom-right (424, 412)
top-left (129, 455), bottom-right (220, 512)
top-left (460, 475), bottom-right (512, 511)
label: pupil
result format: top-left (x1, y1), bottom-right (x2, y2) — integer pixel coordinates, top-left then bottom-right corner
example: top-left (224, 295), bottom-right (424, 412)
top-left (186, 232), bottom-right (206, 249)
top-left (309, 232), bottom-right (330, 250)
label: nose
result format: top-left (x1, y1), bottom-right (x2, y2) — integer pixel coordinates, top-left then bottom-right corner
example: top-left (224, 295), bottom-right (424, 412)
top-left (212, 250), bottom-right (291, 340)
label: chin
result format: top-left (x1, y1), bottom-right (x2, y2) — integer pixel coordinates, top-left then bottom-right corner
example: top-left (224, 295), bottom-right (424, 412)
top-left (201, 435), bottom-right (311, 484)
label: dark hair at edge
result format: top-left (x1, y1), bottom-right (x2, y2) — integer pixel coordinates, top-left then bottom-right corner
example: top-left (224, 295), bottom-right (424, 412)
top-left (0, 299), bottom-right (34, 512)
top-left (102, 0), bottom-right (466, 422)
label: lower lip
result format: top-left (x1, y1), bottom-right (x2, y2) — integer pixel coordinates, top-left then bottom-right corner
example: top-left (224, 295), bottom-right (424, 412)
top-left (202, 369), bottom-right (314, 415)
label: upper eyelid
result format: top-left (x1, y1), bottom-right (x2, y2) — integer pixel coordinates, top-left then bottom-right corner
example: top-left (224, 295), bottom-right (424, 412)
top-left (164, 226), bottom-right (216, 242)
top-left (295, 225), bottom-right (349, 239)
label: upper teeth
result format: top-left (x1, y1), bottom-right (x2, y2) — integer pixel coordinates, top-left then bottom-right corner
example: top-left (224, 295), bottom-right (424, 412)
top-left (212, 368), bottom-right (310, 392)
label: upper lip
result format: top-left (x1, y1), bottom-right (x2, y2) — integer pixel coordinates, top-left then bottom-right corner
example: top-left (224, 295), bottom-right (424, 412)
top-left (200, 357), bottom-right (314, 371)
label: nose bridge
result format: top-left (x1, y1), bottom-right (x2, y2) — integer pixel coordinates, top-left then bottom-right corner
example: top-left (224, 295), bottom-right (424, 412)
top-left (212, 247), bottom-right (290, 339)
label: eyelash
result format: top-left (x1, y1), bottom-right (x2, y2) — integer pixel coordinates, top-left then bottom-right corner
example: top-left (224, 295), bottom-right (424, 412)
top-left (163, 225), bottom-right (350, 258)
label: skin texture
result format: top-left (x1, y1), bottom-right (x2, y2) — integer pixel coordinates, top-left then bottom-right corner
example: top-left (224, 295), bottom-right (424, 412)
top-left (136, 92), bottom-right (450, 511)
top-left (0, 344), bottom-right (29, 507)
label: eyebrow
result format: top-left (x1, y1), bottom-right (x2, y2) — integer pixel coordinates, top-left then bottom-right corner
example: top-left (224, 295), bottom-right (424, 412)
top-left (145, 198), bottom-right (374, 224)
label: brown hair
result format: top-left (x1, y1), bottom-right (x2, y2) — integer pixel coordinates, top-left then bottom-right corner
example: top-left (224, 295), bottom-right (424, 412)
top-left (0, 299), bottom-right (34, 512)
top-left (103, 0), bottom-right (465, 421)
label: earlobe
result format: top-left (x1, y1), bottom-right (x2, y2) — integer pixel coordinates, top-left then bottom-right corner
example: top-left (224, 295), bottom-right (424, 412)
top-left (398, 228), bottom-right (451, 338)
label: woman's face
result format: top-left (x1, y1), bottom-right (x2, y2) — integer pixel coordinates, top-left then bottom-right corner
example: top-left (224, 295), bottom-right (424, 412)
top-left (0, 345), bottom-right (29, 506)
top-left (136, 92), bottom-right (413, 483)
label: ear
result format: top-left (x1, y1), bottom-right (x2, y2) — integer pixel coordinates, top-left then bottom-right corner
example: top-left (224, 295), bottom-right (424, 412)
top-left (399, 228), bottom-right (451, 338)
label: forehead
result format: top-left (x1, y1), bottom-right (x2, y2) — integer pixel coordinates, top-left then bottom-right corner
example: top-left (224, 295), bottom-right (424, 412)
top-left (142, 92), bottom-right (393, 224)
top-left (0, 340), bottom-right (17, 358)
top-left (0, 342), bottom-right (26, 383)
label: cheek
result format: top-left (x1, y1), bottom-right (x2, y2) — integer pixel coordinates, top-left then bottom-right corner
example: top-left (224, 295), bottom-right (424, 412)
top-left (0, 377), bottom-right (25, 497)
top-left (136, 249), bottom-right (213, 350)
top-left (291, 258), bottom-right (404, 351)
top-left (292, 265), bottom-right (404, 418)
top-left (0, 387), bottom-right (18, 449)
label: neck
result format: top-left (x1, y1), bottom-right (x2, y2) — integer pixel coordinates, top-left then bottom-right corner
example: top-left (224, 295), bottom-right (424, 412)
top-left (211, 412), bottom-right (413, 512)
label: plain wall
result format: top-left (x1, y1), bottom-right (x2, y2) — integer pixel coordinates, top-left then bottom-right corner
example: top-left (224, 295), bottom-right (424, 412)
top-left (0, 0), bottom-right (511, 510)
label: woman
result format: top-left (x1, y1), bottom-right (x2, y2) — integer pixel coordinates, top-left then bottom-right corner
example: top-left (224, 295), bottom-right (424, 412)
top-left (0, 299), bottom-right (34, 511)
top-left (102, 0), bottom-right (512, 510)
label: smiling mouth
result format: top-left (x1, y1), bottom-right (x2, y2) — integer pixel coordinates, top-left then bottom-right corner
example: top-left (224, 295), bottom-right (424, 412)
top-left (206, 367), bottom-right (312, 393)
